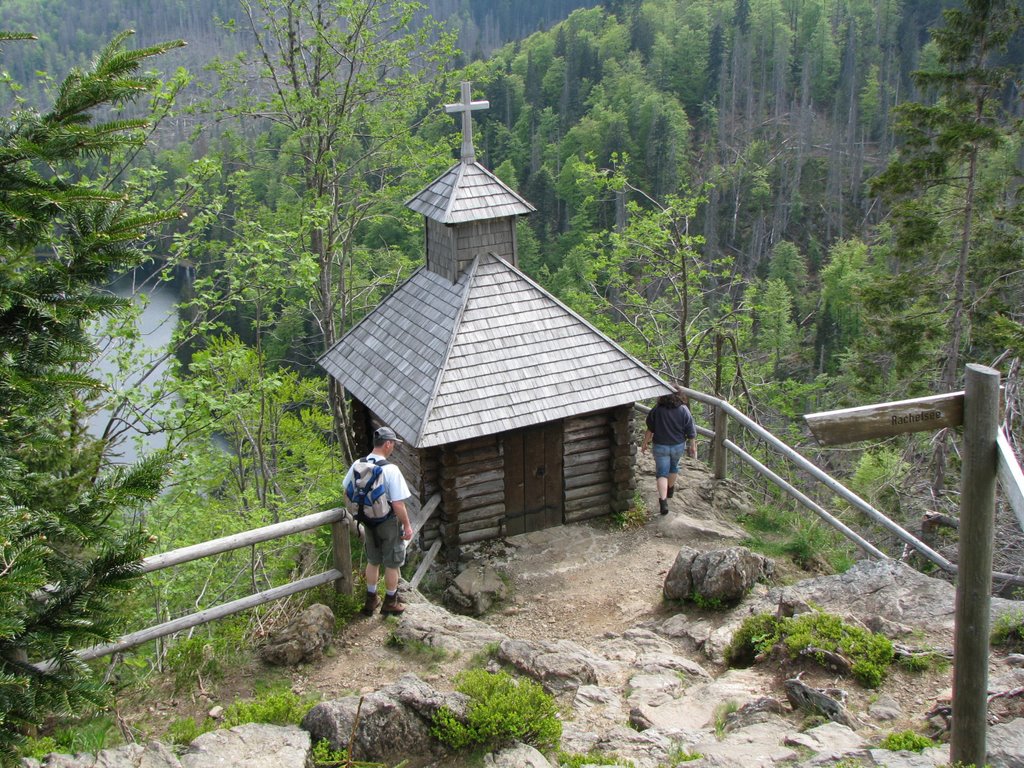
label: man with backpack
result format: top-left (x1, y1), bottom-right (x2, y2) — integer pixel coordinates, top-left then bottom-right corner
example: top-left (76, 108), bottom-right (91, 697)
top-left (343, 426), bottom-right (414, 616)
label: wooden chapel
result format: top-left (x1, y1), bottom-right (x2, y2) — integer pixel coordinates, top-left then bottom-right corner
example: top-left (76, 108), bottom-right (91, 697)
top-left (318, 82), bottom-right (672, 556)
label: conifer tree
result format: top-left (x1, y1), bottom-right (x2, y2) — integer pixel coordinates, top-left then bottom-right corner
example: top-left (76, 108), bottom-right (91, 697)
top-left (0, 31), bottom-right (183, 764)
top-left (869, 0), bottom-right (1022, 491)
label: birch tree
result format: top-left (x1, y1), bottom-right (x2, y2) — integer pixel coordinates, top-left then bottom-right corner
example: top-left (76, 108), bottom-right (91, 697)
top-left (206, 0), bottom-right (456, 457)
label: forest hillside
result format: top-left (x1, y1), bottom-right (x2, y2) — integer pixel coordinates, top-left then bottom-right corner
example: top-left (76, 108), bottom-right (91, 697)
top-left (0, 1), bottom-right (1022, 765)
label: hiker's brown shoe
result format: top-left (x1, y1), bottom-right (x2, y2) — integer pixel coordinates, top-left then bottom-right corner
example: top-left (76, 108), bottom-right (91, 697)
top-left (361, 591), bottom-right (380, 616)
top-left (659, 498), bottom-right (669, 515)
top-left (380, 591), bottom-right (406, 616)
top-left (667, 485), bottom-right (675, 498)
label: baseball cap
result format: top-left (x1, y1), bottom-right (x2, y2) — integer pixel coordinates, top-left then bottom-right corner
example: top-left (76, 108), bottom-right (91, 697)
top-left (374, 426), bottom-right (403, 444)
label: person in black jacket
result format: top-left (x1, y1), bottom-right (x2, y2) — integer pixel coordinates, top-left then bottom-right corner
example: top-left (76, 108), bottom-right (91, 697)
top-left (640, 389), bottom-right (697, 515)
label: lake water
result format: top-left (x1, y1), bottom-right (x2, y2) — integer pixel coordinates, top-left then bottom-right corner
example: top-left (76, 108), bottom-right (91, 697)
top-left (89, 274), bottom-right (179, 464)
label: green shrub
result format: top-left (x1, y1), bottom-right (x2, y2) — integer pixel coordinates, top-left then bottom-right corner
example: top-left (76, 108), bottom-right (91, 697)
top-left (431, 669), bottom-right (562, 752)
top-left (691, 592), bottom-right (725, 611)
top-left (897, 649), bottom-right (949, 673)
top-left (166, 687), bottom-right (316, 745)
top-left (311, 739), bottom-right (348, 766)
top-left (991, 610), bottom-right (1024, 650)
top-left (221, 688), bottom-right (315, 727)
top-left (164, 621), bottom-right (248, 695)
top-left (557, 749), bottom-right (635, 767)
top-left (782, 612), bottom-right (893, 688)
top-left (166, 636), bottom-right (225, 694)
top-left (20, 714), bottom-right (119, 760)
top-left (725, 611), bottom-right (894, 688)
top-left (879, 730), bottom-right (935, 752)
top-left (310, 738), bottom-right (389, 766)
top-left (167, 716), bottom-right (208, 745)
top-left (612, 491), bottom-right (648, 529)
top-left (724, 613), bottom-right (782, 667)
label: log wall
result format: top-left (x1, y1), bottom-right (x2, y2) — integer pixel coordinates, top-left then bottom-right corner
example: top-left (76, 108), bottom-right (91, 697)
top-left (439, 433), bottom-right (506, 557)
top-left (353, 404), bottom-right (638, 555)
top-left (563, 406), bottom-right (635, 522)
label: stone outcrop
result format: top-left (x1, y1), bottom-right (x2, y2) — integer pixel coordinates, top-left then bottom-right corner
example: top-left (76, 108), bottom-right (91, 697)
top-left (21, 725), bottom-right (308, 768)
top-left (663, 545), bottom-right (774, 603)
top-left (258, 603), bottom-right (335, 666)
top-left (179, 723), bottom-right (310, 768)
top-left (442, 563), bottom-right (508, 616)
top-left (389, 599), bottom-right (508, 653)
top-left (301, 674), bottom-right (463, 768)
top-left (495, 637), bottom-right (610, 693)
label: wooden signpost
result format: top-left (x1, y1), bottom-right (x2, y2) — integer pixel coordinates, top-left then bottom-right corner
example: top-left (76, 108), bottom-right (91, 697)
top-left (804, 364), bottom-right (1003, 768)
top-left (804, 392), bottom-right (964, 445)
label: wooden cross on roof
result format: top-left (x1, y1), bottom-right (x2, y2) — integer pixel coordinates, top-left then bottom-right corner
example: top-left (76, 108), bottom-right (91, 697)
top-left (445, 81), bottom-right (489, 164)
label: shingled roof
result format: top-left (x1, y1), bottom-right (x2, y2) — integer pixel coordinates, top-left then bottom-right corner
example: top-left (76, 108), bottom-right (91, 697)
top-left (318, 253), bottom-right (671, 448)
top-left (405, 161), bottom-right (535, 224)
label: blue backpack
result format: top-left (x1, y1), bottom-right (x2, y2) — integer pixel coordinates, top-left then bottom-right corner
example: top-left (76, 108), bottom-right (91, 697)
top-left (345, 457), bottom-right (392, 525)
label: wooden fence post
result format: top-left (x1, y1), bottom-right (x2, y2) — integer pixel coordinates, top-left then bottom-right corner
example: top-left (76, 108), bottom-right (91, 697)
top-left (951, 363), bottom-right (1000, 768)
top-left (713, 406), bottom-right (728, 480)
top-left (331, 517), bottom-right (354, 596)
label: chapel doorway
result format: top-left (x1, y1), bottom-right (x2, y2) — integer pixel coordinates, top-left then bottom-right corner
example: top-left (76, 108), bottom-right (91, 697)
top-left (503, 422), bottom-right (563, 535)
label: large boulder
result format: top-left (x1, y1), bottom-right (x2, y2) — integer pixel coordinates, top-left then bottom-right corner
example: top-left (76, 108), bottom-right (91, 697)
top-left (496, 638), bottom-right (614, 694)
top-left (390, 600), bottom-right (508, 654)
top-left (302, 674), bottom-right (464, 768)
top-left (483, 743), bottom-right (554, 767)
top-left (21, 742), bottom-right (181, 768)
top-left (988, 718), bottom-right (1024, 768)
top-left (259, 603), bottom-right (335, 666)
top-left (443, 564), bottom-right (508, 616)
top-left (663, 546), bottom-right (773, 603)
top-left (179, 724), bottom-right (309, 768)
top-left (762, 559), bottom-right (1022, 643)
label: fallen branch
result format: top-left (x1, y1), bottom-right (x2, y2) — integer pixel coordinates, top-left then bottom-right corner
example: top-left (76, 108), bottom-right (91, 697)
top-left (784, 677), bottom-right (860, 729)
top-left (799, 646), bottom-right (852, 675)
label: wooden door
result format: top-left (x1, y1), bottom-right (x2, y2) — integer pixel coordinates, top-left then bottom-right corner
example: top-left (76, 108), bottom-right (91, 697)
top-left (504, 422), bottom-right (563, 535)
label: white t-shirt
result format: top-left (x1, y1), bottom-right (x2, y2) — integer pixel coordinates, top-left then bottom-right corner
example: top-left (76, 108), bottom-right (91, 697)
top-left (342, 452), bottom-right (411, 504)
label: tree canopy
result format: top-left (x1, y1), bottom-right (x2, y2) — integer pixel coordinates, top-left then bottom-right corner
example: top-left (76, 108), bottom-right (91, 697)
top-left (0, 31), bottom-right (182, 764)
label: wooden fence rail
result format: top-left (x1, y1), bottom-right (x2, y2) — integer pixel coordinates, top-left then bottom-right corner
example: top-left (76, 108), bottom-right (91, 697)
top-left (51, 494), bottom-right (443, 668)
top-left (55, 387), bottom-right (1024, 668)
top-left (665, 385), bottom-right (1024, 588)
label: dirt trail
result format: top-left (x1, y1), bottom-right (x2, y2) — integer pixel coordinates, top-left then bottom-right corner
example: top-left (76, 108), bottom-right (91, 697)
top-left (294, 456), bottom-right (744, 699)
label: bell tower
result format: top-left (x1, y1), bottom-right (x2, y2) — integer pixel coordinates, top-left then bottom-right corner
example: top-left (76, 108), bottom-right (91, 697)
top-left (405, 81), bottom-right (535, 283)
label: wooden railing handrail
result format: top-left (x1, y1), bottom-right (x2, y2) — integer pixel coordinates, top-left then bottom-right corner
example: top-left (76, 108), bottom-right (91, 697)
top-left (140, 507), bottom-right (348, 573)
top-left (42, 494), bottom-right (445, 667)
top-left (674, 385), bottom-right (954, 570)
top-left (650, 386), bottom-right (1024, 587)
top-left (997, 428), bottom-right (1024, 530)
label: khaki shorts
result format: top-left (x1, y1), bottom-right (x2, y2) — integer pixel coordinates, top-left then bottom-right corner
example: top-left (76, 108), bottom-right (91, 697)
top-left (364, 516), bottom-right (405, 569)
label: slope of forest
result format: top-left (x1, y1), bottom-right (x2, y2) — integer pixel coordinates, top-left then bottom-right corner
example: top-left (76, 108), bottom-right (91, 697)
top-left (0, 0), bottom-right (600, 109)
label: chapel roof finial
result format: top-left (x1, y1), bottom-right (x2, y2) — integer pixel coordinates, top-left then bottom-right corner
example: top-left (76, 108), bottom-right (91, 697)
top-left (445, 81), bottom-right (489, 164)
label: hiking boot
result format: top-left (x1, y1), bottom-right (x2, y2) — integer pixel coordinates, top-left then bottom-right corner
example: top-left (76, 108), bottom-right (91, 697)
top-left (659, 498), bottom-right (669, 516)
top-left (380, 591), bottom-right (406, 616)
top-left (666, 485), bottom-right (675, 498)
top-left (361, 591), bottom-right (380, 617)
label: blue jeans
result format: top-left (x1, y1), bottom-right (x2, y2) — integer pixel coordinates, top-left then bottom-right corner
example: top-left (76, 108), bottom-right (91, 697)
top-left (653, 443), bottom-right (686, 478)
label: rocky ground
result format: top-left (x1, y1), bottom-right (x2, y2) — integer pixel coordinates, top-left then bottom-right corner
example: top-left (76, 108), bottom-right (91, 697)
top-left (29, 454), bottom-right (1024, 767)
